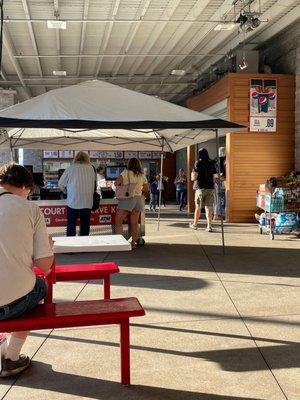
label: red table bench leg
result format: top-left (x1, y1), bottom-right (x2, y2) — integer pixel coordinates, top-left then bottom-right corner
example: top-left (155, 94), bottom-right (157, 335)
top-left (120, 319), bottom-right (130, 385)
top-left (103, 276), bottom-right (110, 299)
top-left (44, 261), bottom-right (55, 304)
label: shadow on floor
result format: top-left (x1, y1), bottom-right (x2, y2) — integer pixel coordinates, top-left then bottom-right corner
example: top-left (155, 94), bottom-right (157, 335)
top-left (29, 327), bottom-right (300, 372)
top-left (109, 273), bottom-right (208, 291)
top-left (55, 242), bottom-right (300, 278)
top-left (3, 361), bottom-right (263, 400)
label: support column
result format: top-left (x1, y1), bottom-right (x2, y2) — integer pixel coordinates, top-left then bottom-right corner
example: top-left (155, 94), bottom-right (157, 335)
top-left (187, 145), bottom-right (196, 214)
top-left (0, 90), bottom-right (16, 165)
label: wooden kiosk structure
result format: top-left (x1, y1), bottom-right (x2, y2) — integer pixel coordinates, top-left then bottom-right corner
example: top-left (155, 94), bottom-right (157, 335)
top-left (186, 73), bottom-right (295, 222)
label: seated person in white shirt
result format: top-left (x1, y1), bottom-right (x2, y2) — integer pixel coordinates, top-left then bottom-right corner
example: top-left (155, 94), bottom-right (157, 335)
top-left (0, 163), bottom-right (54, 378)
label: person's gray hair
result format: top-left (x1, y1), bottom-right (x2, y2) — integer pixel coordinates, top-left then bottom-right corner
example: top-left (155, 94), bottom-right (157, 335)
top-left (74, 151), bottom-right (90, 164)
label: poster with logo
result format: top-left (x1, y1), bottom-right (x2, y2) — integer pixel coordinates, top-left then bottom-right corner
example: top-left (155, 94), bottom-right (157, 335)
top-left (250, 79), bottom-right (277, 132)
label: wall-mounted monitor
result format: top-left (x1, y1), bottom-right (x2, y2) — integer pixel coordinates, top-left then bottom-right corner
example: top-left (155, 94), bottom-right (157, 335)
top-left (105, 165), bottom-right (126, 181)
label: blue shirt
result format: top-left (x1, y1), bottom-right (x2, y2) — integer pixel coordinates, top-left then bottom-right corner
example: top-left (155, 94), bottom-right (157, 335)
top-left (150, 181), bottom-right (158, 195)
top-left (58, 163), bottom-right (96, 209)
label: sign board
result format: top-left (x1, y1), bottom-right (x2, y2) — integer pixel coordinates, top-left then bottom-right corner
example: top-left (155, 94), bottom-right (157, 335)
top-left (139, 151), bottom-right (152, 159)
top-left (39, 204), bottom-right (129, 226)
top-left (59, 150), bottom-right (74, 159)
top-left (250, 79), bottom-right (277, 132)
top-left (90, 151), bottom-right (123, 159)
top-left (43, 150), bottom-right (59, 158)
top-left (124, 151), bottom-right (138, 159)
top-left (152, 151), bottom-right (165, 159)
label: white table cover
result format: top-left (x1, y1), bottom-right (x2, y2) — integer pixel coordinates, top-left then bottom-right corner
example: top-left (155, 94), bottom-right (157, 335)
top-left (53, 235), bottom-right (131, 253)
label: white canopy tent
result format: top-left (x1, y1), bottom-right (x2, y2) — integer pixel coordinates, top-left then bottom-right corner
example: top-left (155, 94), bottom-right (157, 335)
top-left (0, 80), bottom-right (244, 252)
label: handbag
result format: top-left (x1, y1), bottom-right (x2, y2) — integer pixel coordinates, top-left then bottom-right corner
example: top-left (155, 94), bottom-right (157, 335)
top-left (91, 166), bottom-right (100, 211)
top-left (115, 170), bottom-right (137, 200)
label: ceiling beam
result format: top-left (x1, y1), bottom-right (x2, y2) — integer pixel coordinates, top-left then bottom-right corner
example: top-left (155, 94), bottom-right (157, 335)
top-left (143, 0), bottom-right (235, 84)
top-left (76, 0), bottom-right (90, 76)
top-left (140, 0), bottom-right (214, 81)
top-left (21, 0), bottom-right (43, 77)
top-left (4, 18), bottom-right (243, 24)
top-left (0, 80), bottom-right (197, 87)
top-left (126, 0), bottom-right (182, 82)
top-left (14, 52), bottom-right (226, 59)
top-left (53, 0), bottom-right (61, 73)
top-left (2, 25), bottom-right (31, 99)
top-left (94, 0), bottom-right (121, 77)
top-left (110, 0), bottom-right (152, 77)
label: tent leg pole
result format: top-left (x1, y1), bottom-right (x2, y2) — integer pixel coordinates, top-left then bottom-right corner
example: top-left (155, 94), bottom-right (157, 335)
top-left (215, 129), bottom-right (225, 255)
top-left (10, 140), bottom-right (14, 162)
top-left (157, 144), bottom-right (164, 231)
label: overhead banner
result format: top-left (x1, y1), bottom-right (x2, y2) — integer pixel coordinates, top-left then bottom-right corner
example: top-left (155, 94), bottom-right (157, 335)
top-left (59, 150), bottom-right (74, 159)
top-left (89, 151), bottom-right (123, 159)
top-left (43, 150), bottom-right (58, 158)
top-left (250, 79), bottom-right (277, 132)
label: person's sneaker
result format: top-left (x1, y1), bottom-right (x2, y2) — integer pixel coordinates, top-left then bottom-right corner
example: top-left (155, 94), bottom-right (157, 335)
top-left (0, 355), bottom-right (30, 378)
top-left (205, 227), bottom-right (213, 232)
top-left (189, 223), bottom-right (198, 230)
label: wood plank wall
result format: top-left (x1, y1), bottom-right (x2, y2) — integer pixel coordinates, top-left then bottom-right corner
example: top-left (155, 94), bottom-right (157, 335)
top-left (227, 73), bottom-right (295, 222)
top-left (187, 73), bottom-right (295, 222)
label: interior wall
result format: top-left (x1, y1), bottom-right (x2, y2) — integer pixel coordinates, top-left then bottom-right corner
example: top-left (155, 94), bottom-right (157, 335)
top-left (226, 74), bottom-right (295, 222)
top-left (175, 148), bottom-right (187, 173)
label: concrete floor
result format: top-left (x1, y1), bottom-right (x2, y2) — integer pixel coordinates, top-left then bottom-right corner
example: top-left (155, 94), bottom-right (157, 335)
top-left (1, 211), bottom-right (299, 400)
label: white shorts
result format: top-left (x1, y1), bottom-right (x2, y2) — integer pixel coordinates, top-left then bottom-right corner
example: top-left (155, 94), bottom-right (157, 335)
top-left (118, 196), bottom-right (144, 212)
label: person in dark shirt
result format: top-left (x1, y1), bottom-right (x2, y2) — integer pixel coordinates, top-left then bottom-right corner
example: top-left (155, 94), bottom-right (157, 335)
top-left (189, 148), bottom-right (217, 232)
top-left (149, 177), bottom-right (158, 211)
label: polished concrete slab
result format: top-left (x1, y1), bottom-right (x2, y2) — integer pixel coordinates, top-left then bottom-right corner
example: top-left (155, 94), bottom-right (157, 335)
top-left (1, 215), bottom-right (299, 400)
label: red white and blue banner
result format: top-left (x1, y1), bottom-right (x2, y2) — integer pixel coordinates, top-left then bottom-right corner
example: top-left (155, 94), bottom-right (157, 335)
top-left (250, 79), bottom-right (277, 132)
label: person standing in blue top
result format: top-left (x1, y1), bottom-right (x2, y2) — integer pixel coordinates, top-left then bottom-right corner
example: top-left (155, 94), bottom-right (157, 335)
top-left (149, 177), bottom-right (158, 211)
top-left (58, 151), bottom-right (96, 236)
top-left (174, 168), bottom-right (187, 211)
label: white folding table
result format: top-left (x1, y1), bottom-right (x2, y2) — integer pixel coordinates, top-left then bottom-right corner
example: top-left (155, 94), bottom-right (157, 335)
top-left (53, 234), bottom-right (131, 253)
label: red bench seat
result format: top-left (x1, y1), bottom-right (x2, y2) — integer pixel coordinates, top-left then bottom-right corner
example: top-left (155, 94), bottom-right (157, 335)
top-left (34, 262), bottom-right (119, 302)
top-left (0, 297), bottom-right (145, 385)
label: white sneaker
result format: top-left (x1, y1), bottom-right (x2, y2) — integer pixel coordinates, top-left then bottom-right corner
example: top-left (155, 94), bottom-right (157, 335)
top-left (206, 227), bottom-right (213, 232)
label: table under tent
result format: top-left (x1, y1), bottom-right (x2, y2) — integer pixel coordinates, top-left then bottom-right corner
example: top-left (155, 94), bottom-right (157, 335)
top-left (0, 80), bottom-right (243, 253)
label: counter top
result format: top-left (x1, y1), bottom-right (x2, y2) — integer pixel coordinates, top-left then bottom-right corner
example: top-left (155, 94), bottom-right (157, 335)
top-left (33, 199), bottom-right (118, 206)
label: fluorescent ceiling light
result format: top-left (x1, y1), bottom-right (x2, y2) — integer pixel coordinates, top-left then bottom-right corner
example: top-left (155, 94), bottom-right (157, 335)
top-left (47, 20), bottom-right (66, 29)
top-left (171, 69), bottom-right (186, 76)
top-left (214, 23), bottom-right (235, 31)
top-left (53, 70), bottom-right (67, 76)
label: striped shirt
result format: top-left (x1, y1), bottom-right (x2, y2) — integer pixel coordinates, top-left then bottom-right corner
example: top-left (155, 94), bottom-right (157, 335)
top-left (58, 163), bottom-right (96, 209)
